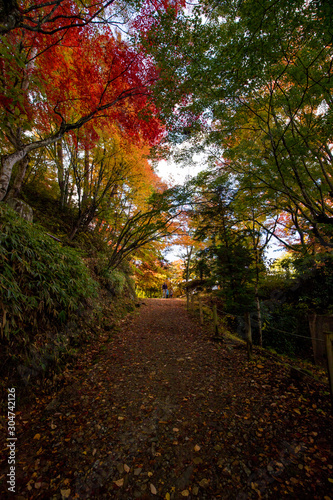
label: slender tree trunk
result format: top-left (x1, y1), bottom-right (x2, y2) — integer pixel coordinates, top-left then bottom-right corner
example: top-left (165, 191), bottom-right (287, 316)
top-left (253, 243), bottom-right (263, 347)
top-left (56, 139), bottom-right (66, 208)
top-left (0, 47), bottom-right (37, 200)
top-left (68, 224), bottom-right (80, 241)
top-left (82, 148), bottom-right (90, 207)
top-left (255, 287), bottom-right (262, 347)
top-left (69, 207), bottom-right (95, 241)
top-left (186, 245), bottom-right (193, 283)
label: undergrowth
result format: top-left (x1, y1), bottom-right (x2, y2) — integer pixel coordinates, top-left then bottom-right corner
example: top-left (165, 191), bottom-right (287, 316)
top-left (0, 204), bottom-right (99, 384)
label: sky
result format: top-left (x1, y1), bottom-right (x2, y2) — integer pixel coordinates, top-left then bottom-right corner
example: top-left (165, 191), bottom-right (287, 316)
top-left (155, 155), bottom-right (285, 264)
top-left (155, 158), bottom-right (200, 262)
top-left (155, 158), bottom-right (205, 186)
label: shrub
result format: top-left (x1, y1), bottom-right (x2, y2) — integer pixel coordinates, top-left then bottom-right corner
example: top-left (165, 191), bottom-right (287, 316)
top-left (0, 204), bottom-right (98, 375)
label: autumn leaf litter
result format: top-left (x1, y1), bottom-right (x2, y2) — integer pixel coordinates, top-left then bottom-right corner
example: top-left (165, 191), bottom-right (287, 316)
top-left (0, 298), bottom-right (332, 499)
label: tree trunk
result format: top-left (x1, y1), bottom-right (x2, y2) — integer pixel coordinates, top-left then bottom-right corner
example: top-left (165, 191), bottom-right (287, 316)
top-left (56, 139), bottom-right (66, 208)
top-left (185, 245), bottom-right (193, 283)
top-left (0, 82), bottom-right (136, 199)
top-left (4, 155), bottom-right (29, 200)
top-left (255, 289), bottom-right (263, 347)
top-left (68, 208), bottom-right (95, 241)
top-left (0, 129), bottom-right (64, 201)
top-left (0, 151), bottom-right (29, 201)
top-left (254, 246), bottom-right (263, 347)
top-left (82, 148), bottom-right (90, 207)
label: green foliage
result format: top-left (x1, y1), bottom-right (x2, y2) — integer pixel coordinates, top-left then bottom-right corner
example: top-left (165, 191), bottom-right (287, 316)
top-left (260, 302), bottom-right (311, 357)
top-left (0, 204), bottom-right (98, 373)
top-left (255, 252), bottom-right (333, 357)
top-left (212, 243), bottom-right (256, 314)
top-left (99, 267), bottom-right (127, 296)
top-left (290, 253), bottom-right (333, 314)
top-left (95, 255), bottom-right (136, 298)
top-left (261, 305), bottom-right (297, 355)
top-left (266, 252), bottom-right (333, 314)
top-left (146, 0), bottom-right (333, 248)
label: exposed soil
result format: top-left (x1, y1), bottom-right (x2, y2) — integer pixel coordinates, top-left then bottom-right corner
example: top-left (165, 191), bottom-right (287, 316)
top-left (1, 298), bottom-right (332, 499)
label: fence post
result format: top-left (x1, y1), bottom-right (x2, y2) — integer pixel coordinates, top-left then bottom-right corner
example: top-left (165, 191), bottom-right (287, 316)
top-left (191, 293), bottom-right (194, 310)
top-left (213, 305), bottom-right (219, 337)
top-left (324, 331), bottom-right (333, 414)
top-left (199, 295), bottom-right (203, 326)
top-left (186, 289), bottom-right (189, 311)
top-left (244, 312), bottom-right (253, 361)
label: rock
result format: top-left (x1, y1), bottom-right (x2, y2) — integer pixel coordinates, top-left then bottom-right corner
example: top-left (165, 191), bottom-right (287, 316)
top-left (6, 198), bottom-right (33, 222)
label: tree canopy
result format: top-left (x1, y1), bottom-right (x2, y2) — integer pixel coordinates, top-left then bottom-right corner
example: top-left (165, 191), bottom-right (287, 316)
top-left (2, 0), bottom-right (333, 342)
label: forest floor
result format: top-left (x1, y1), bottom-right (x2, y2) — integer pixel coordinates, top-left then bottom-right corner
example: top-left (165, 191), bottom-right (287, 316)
top-left (0, 298), bottom-right (333, 500)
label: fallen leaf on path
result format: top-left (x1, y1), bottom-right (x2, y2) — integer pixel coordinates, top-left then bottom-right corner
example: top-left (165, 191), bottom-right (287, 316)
top-left (199, 478), bottom-right (209, 487)
top-left (60, 490), bottom-right (71, 499)
top-left (114, 479), bottom-right (124, 487)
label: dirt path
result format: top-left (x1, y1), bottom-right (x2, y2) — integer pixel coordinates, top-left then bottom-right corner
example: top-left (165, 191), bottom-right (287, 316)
top-left (1, 298), bottom-right (332, 499)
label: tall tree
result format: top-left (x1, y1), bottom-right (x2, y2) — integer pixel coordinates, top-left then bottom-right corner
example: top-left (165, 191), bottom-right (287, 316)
top-left (0, 0), bottom-right (185, 201)
top-left (144, 0), bottom-right (333, 248)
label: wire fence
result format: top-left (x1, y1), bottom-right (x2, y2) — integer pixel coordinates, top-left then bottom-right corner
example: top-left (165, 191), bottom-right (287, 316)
top-left (187, 292), bottom-right (329, 370)
top-left (190, 292), bottom-right (324, 342)
top-left (250, 317), bottom-right (325, 343)
top-left (185, 291), bottom-right (333, 410)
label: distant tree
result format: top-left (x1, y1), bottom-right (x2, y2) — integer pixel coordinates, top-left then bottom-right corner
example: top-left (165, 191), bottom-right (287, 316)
top-left (105, 189), bottom-right (182, 270)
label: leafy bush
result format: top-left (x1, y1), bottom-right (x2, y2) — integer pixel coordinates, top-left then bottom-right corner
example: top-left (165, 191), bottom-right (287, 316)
top-left (103, 269), bottom-right (127, 295)
top-left (0, 204), bottom-right (98, 375)
top-left (291, 253), bottom-right (333, 313)
top-left (94, 255), bottom-right (136, 298)
top-left (259, 303), bottom-right (311, 357)
top-left (255, 256), bottom-right (330, 358)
